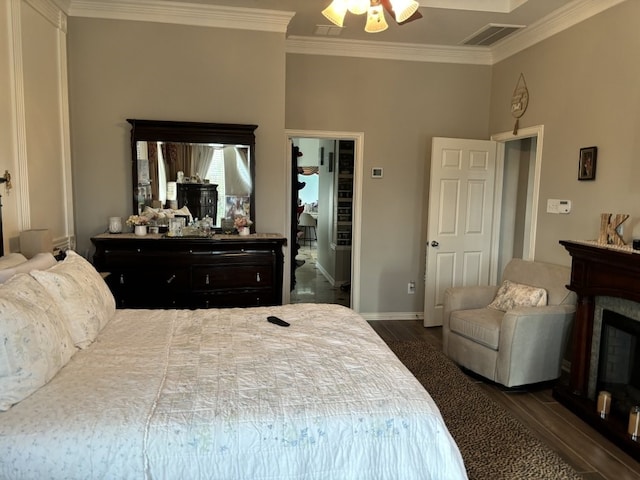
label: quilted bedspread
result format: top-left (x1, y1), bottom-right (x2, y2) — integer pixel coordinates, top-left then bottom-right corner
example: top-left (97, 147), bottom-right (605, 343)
top-left (0, 303), bottom-right (467, 479)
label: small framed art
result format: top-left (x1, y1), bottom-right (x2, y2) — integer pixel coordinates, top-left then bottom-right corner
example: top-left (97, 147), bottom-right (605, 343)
top-left (578, 146), bottom-right (597, 181)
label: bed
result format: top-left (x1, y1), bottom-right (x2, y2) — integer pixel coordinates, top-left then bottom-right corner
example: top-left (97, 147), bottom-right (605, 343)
top-left (0, 250), bottom-right (467, 479)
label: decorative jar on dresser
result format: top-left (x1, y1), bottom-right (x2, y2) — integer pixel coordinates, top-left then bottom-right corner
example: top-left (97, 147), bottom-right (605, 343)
top-left (91, 233), bottom-right (286, 309)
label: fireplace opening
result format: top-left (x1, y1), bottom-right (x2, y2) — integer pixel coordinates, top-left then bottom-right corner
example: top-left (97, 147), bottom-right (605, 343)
top-left (597, 309), bottom-right (640, 418)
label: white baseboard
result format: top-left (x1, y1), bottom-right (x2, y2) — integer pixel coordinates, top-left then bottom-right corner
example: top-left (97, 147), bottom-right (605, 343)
top-left (314, 260), bottom-right (335, 286)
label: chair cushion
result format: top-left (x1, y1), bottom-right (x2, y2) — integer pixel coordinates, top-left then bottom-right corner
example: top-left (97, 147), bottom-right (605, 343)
top-left (487, 280), bottom-right (547, 312)
top-left (449, 308), bottom-right (504, 350)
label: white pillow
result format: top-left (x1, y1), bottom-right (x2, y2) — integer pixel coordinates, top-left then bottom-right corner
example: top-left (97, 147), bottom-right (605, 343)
top-left (30, 250), bottom-right (115, 349)
top-left (0, 274), bottom-right (76, 411)
top-left (0, 252), bottom-right (58, 284)
top-left (487, 280), bottom-right (548, 312)
top-left (0, 252), bottom-right (28, 270)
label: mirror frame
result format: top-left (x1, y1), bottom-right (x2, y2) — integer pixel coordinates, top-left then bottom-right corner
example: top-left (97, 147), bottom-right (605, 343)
top-left (128, 119), bottom-right (257, 231)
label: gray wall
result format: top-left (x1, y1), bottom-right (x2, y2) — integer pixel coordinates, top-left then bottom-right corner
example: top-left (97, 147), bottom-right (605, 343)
top-left (65, 1), bottom-right (640, 316)
top-left (67, 18), bottom-right (288, 258)
top-left (489, 0), bottom-right (640, 266)
top-left (286, 54), bottom-right (492, 314)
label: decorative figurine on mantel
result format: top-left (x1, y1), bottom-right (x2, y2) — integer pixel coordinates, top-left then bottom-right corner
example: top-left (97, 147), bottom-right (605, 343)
top-left (598, 212), bottom-right (629, 245)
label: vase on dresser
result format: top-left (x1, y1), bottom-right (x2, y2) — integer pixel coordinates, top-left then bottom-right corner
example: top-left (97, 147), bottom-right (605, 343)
top-left (134, 225), bottom-right (147, 236)
top-left (108, 216), bottom-right (122, 234)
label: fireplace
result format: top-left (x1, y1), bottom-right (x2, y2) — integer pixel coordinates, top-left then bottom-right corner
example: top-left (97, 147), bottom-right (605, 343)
top-left (556, 240), bottom-right (640, 460)
top-left (595, 306), bottom-right (640, 417)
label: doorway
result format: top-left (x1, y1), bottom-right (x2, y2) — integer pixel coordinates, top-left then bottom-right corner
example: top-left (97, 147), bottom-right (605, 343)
top-left (284, 130), bottom-right (363, 311)
top-left (490, 125), bottom-right (543, 283)
top-left (424, 125), bottom-right (543, 325)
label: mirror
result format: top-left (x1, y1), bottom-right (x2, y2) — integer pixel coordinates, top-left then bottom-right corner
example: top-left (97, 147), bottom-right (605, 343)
top-left (128, 119), bottom-right (257, 230)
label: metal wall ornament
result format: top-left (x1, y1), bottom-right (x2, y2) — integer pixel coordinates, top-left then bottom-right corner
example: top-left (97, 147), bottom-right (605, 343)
top-left (511, 73), bottom-right (529, 135)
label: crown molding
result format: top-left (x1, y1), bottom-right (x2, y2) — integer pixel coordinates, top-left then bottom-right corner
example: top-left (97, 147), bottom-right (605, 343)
top-left (287, 0), bottom-right (623, 65)
top-left (64, 0), bottom-right (623, 65)
top-left (420, 0), bottom-right (528, 14)
top-left (26, 0), bottom-right (67, 31)
top-left (67, 0), bottom-right (294, 33)
top-left (286, 36), bottom-right (493, 65)
top-left (491, 0), bottom-right (628, 63)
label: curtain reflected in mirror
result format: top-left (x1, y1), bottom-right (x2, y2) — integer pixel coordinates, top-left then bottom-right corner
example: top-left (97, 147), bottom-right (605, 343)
top-left (135, 141), bottom-right (252, 227)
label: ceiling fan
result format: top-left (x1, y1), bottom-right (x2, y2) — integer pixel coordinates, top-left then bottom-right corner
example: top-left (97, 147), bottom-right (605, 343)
top-left (381, 0), bottom-right (423, 25)
top-left (322, 0), bottom-right (423, 33)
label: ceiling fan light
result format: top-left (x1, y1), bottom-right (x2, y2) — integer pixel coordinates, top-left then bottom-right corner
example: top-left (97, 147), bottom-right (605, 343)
top-left (347, 0), bottom-right (369, 15)
top-left (322, 0), bottom-right (348, 27)
top-left (365, 4), bottom-right (388, 33)
top-left (389, 0), bottom-right (419, 23)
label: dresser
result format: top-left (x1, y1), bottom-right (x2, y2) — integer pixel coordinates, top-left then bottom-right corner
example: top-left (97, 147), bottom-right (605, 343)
top-left (91, 233), bottom-right (285, 309)
top-left (177, 183), bottom-right (218, 221)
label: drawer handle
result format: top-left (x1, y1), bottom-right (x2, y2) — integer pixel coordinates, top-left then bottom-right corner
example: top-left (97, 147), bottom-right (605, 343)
top-left (119, 274), bottom-right (125, 285)
top-left (256, 272), bottom-right (261, 282)
top-left (166, 274), bottom-right (176, 284)
top-left (205, 274), bottom-right (210, 285)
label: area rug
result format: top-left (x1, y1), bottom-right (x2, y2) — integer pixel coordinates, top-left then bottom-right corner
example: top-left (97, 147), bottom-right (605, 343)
top-left (385, 340), bottom-right (583, 480)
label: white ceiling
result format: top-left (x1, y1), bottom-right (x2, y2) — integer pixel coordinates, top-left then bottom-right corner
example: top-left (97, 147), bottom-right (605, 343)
top-left (66, 0), bottom-right (626, 64)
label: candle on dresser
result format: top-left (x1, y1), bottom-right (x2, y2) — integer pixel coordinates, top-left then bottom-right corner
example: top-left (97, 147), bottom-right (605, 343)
top-left (629, 406), bottom-right (640, 441)
top-left (597, 391), bottom-right (611, 418)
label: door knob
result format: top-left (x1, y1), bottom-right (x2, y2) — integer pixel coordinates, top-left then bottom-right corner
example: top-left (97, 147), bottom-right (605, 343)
top-left (431, 241), bottom-right (439, 247)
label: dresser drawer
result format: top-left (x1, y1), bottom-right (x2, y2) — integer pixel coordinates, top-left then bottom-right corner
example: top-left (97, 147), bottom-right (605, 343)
top-left (192, 291), bottom-right (279, 308)
top-left (108, 268), bottom-right (189, 291)
top-left (192, 265), bottom-right (273, 290)
top-left (92, 235), bottom-right (285, 309)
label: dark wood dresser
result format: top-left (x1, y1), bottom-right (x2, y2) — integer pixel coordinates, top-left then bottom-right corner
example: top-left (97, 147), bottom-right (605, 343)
top-left (177, 183), bottom-right (218, 221)
top-left (91, 233), bottom-right (285, 309)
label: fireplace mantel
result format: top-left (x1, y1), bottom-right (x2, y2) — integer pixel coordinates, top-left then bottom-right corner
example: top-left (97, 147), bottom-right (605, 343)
top-left (556, 240), bottom-right (640, 460)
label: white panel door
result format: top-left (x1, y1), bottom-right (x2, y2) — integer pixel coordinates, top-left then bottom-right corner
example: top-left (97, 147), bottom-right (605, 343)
top-left (424, 137), bottom-right (497, 327)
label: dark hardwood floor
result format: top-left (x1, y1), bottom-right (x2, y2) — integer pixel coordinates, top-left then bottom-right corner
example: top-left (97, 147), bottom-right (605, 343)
top-left (368, 320), bottom-right (640, 480)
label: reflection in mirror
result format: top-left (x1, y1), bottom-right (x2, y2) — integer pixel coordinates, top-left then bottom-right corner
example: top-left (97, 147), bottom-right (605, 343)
top-left (128, 120), bottom-right (257, 230)
top-left (135, 142), bottom-right (252, 225)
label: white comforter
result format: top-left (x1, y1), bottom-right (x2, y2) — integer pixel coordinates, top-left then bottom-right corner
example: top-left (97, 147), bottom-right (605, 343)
top-left (0, 303), bottom-right (467, 479)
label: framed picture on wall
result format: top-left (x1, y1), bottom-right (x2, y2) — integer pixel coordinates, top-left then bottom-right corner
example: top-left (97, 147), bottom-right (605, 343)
top-left (578, 146), bottom-right (597, 181)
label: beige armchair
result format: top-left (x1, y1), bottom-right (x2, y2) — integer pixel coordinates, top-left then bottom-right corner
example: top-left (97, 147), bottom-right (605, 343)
top-left (442, 258), bottom-right (577, 388)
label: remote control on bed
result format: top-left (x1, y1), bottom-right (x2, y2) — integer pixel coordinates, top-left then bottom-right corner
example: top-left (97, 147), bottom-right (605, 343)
top-left (267, 316), bottom-right (290, 327)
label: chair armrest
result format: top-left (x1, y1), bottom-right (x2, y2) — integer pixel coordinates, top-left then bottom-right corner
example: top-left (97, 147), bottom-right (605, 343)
top-left (496, 304), bottom-right (576, 386)
top-left (500, 304), bottom-right (576, 347)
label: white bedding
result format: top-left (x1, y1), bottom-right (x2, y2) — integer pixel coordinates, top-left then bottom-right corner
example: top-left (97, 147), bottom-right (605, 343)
top-left (0, 303), bottom-right (467, 479)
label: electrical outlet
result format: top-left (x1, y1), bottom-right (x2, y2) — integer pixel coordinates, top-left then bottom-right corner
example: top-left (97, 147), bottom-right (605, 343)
top-left (408, 281), bottom-right (416, 294)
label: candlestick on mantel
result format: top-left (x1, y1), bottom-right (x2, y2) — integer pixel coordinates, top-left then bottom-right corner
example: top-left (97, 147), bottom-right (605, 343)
top-left (629, 406), bottom-right (640, 441)
top-left (597, 391), bottom-right (612, 418)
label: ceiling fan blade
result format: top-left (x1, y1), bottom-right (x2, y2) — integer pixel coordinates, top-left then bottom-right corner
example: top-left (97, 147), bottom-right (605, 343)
top-left (398, 9), bottom-right (422, 25)
top-left (380, 0), bottom-right (396, 20)
top-left (380, 0), bottom-right (423, 25)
